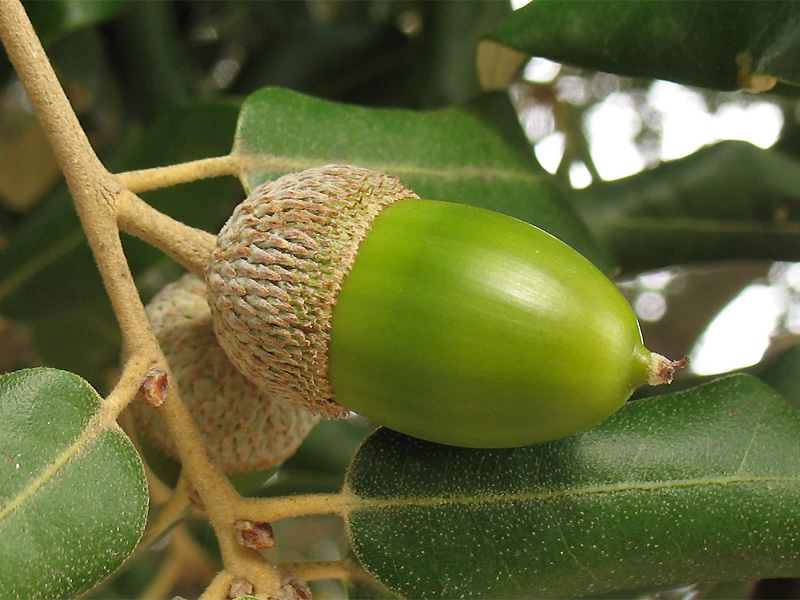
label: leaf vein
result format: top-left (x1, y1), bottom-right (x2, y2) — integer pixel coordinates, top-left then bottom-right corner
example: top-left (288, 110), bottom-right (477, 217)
top-left (350, 475), bottom-right (797, 512)
top-left (233, 153), bottom-right (545, 187)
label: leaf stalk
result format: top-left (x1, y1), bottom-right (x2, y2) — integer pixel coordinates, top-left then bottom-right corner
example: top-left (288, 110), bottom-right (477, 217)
top-left (116, 190), bottom-right (217, 279)
top-left (117, 155), bottom-right (241, 193)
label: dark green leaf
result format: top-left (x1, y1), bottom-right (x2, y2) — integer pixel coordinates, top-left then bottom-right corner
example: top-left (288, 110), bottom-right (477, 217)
top-left (346, 563), bottom-right (400, 600)
top-left (104, 2), bottom-right (192, 119)
top-left (480, 0), bottom-right (800, 92)
top-left (392, 1), bottom-right (512, 108)
top-left (258, 418), bottom-right (375, 498)
top-left (0, 100), bottom-right (242, 389)
top-left (0, 368), bottom-right (148, 599)
top-left (345, 375), bottom-right (800, 599)
top-left (233, 87), bottom-right (613, 272)
top-left (573, 141), bottom-right (800, 273)
top-left (24, 0), bottom-right (131, 47)
top-left (754, 344), bottom-right (800, 413)
top-left (227, 1), bottom-right (509, 109)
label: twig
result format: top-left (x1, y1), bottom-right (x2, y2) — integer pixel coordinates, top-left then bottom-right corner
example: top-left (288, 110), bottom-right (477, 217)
top-left (239, 493), bottom-right (350, 523)
top-left (116, 189), bottom-right (217, 279)
top-left (157, 381), bottom-right (285, 594)
top-left (199, 570), bottom-right (237, 600)
top-left (137, 525), bottom-right (218, 600)
top-left (117, 155), bottom-right (241, 193)
top-left (136, 549), bottom-right (186, 600)
top-left (138, 474), bottom-right (192, 552)
top-left (279, 560), bottom-right (355, 584)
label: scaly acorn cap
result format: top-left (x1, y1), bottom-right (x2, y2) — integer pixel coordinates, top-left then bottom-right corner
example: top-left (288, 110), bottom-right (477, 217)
top-left (130, 273), bottom-right (320, 474)
top-left (206, 165), bottom-right (418, 418)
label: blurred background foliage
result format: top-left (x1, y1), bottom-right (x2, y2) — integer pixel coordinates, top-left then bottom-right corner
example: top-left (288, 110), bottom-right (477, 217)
top-left (1, 0), bottom-right (798, 393)
top-left (3, 1), bottom-right (800, 598)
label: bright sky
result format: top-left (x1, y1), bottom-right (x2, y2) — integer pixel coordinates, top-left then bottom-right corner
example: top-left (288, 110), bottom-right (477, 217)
top-left (526, 62), bottom-right (784, 185)
top-left (516, 54), bottom-right (789, 376)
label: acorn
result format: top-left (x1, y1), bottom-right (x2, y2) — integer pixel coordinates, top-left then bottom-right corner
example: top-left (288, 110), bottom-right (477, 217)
top-left (130, 273), bottom-right (319, 476)
top-left (206, 165), bottom-right (683, 448)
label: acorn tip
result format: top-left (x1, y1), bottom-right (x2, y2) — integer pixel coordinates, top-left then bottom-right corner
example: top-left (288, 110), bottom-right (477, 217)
top-left (648, 353), bottom-right (689, 386)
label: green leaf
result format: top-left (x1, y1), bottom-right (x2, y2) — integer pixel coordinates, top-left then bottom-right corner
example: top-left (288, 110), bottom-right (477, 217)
top-left (0, 368), bottom-right (148, 599)
top-left (346, 563), bottom-right (400, 600)
top-left (226, 1), bottom-right (509, 110)
top-left (479, 0), bottom-right (800, 92)
top-left (24, 0), bottom-right (131, 46)
top-left (392, 1), bottom-right (512, 108)
top-left (232, 87), bottom-right (614, 272)
top-left (257, 418), bottom-right (375, 498)
top-left (0, 100), bottom-right (242, 389)
top-left (103, 2), bottom-right (192, 119)
top-left (573, 141), bottom-right (800, 273)
top-left (754, 344), bottom-right (800, 413)
top-left (345, 375), bottom-right (800, 599)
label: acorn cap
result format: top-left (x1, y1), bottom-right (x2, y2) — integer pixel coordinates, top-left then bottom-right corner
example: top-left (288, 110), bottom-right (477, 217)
top-left (206, 165), bottom-right (418, 418)
top-left (130, 273), bottom-right (320, 474)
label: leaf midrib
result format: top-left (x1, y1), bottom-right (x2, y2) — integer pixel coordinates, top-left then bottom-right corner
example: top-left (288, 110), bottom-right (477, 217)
top-left (233, 153), bottom-right (547, 186)
top-left (0, 403), bottom-right (117, 523)
top-left (346, 474), bottom-right (798, 512)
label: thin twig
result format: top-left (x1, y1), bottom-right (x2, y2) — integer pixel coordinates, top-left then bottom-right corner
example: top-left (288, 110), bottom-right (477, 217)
top-left (137, 525), bottom-right (218, 600)
top-left (117, 189), bottom-right (217, 279)
top-left (199, 570), bottom-right (237, 600)
top-left (157, 382), bottom-right (285, 594)
top-left (238, 493), bottom-right (350, 523)
top-left (117, 155), bottom-right (241, 193)
top-left (97, 352), bottom-right (153, 424)
top-left (279, 559), bottom-right (355, 583)
top-left (136, 549), bottom-right (185, 600)
top-left (138, 474), bottom-right (192, 552)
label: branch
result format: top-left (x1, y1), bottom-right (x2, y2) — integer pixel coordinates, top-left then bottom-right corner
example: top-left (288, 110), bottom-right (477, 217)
top-left (0, 6), bottom-right (334, 599)
top-left (199, 571), bottom-right (238, 600)
top-left (98, 353), bottom-right (153, 423)
top-left (0, 5), bottom-right (288, 596)
top-left (156, 380), bottom-right (285, 594)
top-left (0, 0), bottom-right (153, 356)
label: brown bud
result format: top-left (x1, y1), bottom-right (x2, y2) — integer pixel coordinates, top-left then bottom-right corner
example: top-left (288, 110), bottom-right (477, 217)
top-left (228, 577), bottom-right (254, 599)
top-left (234, 519), bottom-right (276, 550)
top-left (276, 575), bottom-right (312, 600)
top-left (138, 368), bottom-right (168, 408)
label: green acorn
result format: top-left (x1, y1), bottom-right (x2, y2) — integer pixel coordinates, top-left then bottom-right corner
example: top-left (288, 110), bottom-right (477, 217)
top-left (130, 273), bottom-right (319, 476)
top-left (206, 165), bottom-right (683, 448)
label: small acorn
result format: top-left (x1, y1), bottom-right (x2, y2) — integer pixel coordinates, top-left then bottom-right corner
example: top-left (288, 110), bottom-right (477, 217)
top-left (206, 165), bottom-right (683, 448)
top-left (130, 273), bottom-right (319, 475)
